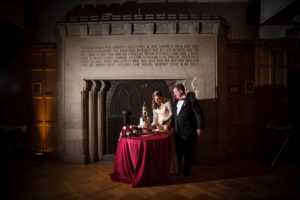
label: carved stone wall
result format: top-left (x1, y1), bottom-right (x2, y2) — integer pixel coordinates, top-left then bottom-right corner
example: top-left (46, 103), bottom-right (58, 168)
top-left (56, 14), bottom-right (228, 164)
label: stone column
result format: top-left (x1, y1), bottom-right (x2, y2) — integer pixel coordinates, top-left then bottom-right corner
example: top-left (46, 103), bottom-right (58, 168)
top-left (81, 80), bottom-right (91, 163)
top-left (87, 80), bottom-right (94, 162)
top-left (98, 80), bottom-right (106, 160)
top-left (91, 80), bottom-right (101, 162)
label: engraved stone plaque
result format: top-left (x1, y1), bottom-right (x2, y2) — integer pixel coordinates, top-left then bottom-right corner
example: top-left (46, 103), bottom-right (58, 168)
top-left (80, 43), bottom-right (199, 68)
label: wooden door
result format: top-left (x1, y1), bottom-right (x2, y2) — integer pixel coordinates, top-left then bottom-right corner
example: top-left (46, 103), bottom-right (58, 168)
top-left (29, 44), bottom-right (57, 153)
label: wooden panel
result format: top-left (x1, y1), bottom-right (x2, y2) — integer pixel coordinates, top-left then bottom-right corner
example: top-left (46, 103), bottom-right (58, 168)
top-left (228, 98), bottom-right (240, 124)
top-left (228, 68), bottom-right (240, 85)
top-left (274, 67), bottom-right (285, 86)
top-left (31, 53), bottom-right (45, 67)
top-left (32, 97), bottom-right (44, 122)
top-left (272, 50), bottom-right (285, 65)
top-left (256, 67), bottom-right (272, 86)
top-left (31, 124), bottom-right (46, 152)
top-left (227, 42), bottom-right (255, 158)
top-left (45, 69), bottom-right (56, 95)
top-left (256, 50), bottom-right (271, 65)
top-left (242, 52), bottom-right (255, 67)
top-left (243, 68), bottom-right (254, 81)
top-left (45, 52), bottom-right (56, 67)
top-left (227, 52), bottom-right (241, 65)
top-left (45, 97), bottom-right (56, 122)
top-left (31, 69), bottom-right (43, 84)
top-left (46, 124), bottom-right (57, 152)
top-left (241, 97), bottom-right (255, 124)
top-left (240, 125), bottom-right (257, 156)
top-left (227, 125), bottom-right (242, 155)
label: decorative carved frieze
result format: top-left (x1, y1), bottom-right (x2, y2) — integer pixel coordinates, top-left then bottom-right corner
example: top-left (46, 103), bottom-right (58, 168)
top-left (111, 23), bottom-right (132, 35)
top-left (80, 25), bottom-right (88, 36)
top-left (201, 21), bottom-right (215, 34)
top-left (156, 14), bottom-right (166, 20)
top-left (88, 24), bottom-right (99, 35)
top-left (111, 23), bottom-right (123, 35)
top-left (170, 22), bottom-right (177, 34)
top-left (134, 15), bottom-right (143, 20)
top-left (145, 14), bottom-right (154, 20)
top-left (90, 16), bottom-right (99, 22)
top-left (124, 23), bottom-right (132, 35)
top-left (178, 22), bottom-right (201, 34)
top-left (59, 14), bottom-right (226, 37)
top-left (167, 14), bottom-right (177, 20)
top-left (67, 24), bottom-right (80, 36)
top-left (133, 23), bottom-right (154, 34)
top-left (156, 22), bottom-right (176, 34)
top-left (88, 23), bottom-right (110, 35)
top-left (179, 14), bottom-right (189, 20)
top-left (112, 15), bottom-right (121, 21)
top-left (178, 22), bottom-right (191, 34)
top-left (101, 15), bottom-right (111, 21)
top-left (123, 15), bottom-right (132, 20)
top-left (190, 14), bottom-right (200, 20)
top-left (69, 16), bottom-right (78, 22)
top-left (79, 16), bottom-right (89, 22)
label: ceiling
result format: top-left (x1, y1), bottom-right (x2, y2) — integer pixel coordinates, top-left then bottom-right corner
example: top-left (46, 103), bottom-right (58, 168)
top-left (261, 0), bottom-right (300, 25)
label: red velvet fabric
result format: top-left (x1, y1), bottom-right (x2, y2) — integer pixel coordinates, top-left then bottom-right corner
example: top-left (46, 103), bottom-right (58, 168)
top-left (110, 133), bottom-right (171, 187)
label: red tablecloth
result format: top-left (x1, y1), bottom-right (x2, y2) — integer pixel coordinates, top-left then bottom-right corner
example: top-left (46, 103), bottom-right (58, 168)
top-left (110, 133), bottom-right (171, 187)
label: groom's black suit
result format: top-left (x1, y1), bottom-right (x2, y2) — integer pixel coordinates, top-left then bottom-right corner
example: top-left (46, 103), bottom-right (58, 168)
top-left (172, 95), bottom-right (204, 175)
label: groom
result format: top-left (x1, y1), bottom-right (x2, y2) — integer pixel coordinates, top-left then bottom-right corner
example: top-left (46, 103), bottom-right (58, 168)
top-left (171, 84), bottom-right (204, 176)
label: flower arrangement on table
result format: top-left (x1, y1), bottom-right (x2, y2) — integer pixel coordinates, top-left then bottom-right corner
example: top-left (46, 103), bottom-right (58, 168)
top-left (118, 102), bottom-right (154, 140)
top-left (119, 125), bottom-right (141, 140)
top-left (119, 125), bottom-right (154, 140)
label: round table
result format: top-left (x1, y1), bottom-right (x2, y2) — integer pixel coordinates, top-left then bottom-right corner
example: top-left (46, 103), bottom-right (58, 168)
top-left (110, 133), bottom-right (171, 187)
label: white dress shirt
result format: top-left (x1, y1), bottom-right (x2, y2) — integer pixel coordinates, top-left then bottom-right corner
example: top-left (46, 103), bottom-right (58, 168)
top-left (176, 99), bottom-right (184, 115)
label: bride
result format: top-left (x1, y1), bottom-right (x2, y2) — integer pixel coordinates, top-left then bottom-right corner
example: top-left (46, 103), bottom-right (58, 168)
top-left (151, 90), bottom-right (178, 174)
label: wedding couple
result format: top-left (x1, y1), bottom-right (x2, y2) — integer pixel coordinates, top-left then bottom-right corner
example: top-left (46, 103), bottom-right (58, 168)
top-left (151, 84), bottom-right (204, 176)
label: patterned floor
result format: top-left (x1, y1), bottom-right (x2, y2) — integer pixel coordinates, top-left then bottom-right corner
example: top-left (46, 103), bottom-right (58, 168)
top-left (3, 157), bottom-right (300, 200)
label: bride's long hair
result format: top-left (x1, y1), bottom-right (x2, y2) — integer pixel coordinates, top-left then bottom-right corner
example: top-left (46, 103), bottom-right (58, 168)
top-left (152, 90), bottom-right (169, 110)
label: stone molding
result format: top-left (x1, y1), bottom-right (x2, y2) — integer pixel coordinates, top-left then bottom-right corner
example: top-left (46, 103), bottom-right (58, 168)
top-left (57, 14), bottom-right (227, 38)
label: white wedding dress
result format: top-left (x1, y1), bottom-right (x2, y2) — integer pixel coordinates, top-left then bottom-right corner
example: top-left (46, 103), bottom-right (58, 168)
top-left (152, 101), bottom-right (172, 128)
top-left (152, 100), bottom-right (178, 174)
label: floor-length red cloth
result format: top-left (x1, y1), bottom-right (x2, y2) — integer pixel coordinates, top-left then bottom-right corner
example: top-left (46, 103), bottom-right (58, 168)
top-left (110, 133), bottom-right (171, 187)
